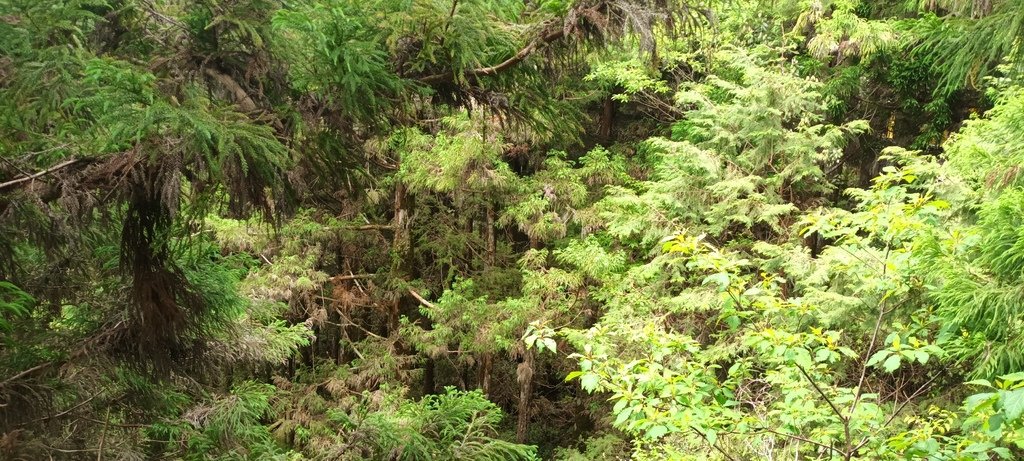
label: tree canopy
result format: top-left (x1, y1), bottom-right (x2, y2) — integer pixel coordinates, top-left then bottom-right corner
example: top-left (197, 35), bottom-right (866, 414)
top-left (2, 0), bottom-right (1024, 460)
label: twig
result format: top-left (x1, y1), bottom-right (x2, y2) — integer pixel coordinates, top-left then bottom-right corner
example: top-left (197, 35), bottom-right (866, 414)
top-left (96, 408), bottom-right (109, 461)
top-left (77, 416), bottom-right (148, 428)
top-left (0, 158), bottom-right (85, 192)
top-left (39, 445), bottom-right (99, 454)
top-left (0, 361), bottom-right (55, 388)
top-left (794, 363), bottom-right (846, 424)
top-left (794, 363), bottom-right (853, 460)
top-left (23, 393), bottom-right (101, 425)
top-left (1, 156), bottom-right (30, 177)
top-left (753, 427), bottom-right (841, 457)
top-left (331, 274), bottom-right (375, 282)
top-left (852, 373), bottom-right (939, 452)
top-left (693, 428), bottom-right (738, 461)
top-left (849, 298), bottom-right (887, 415)
top-left (345, 224), bottom-right (395, 231)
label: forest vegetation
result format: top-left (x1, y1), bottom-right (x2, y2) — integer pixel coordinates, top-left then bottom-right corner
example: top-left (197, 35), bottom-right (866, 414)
top-left (2, 0), bottom-right (1024, 459)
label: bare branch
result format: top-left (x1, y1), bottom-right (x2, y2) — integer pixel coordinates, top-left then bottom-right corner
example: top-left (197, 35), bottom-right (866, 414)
top-left (408, 288), bottom-right (437, 309)
top-left (0, 158), bottom-right (86, 192)
top-left (419, 28), bottom-right (566, 84)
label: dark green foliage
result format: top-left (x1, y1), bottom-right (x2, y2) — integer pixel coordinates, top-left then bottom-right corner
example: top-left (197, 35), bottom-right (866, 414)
top-left (4, 0), bottom-right (1024, 460)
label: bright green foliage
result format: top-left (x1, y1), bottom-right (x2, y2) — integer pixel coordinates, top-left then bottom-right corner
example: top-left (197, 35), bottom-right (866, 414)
top-left (269, 379), bottom-right (537, 460)
top-left (944, 85), bottom-right (1024, 189)
top-left (552, 50), bottom-right (1024, 459)
top-left (365, 387), bottom-right (538, 460)
top-left (149, 382), bottom-right (298, 461)
top-left (911, 0), bottom-right (1024, 94)
top-left (0, 281), bottom-right (32, 332)
top-left (599, 50), bottom-right (867, 249)
top-left (928, 189), bottom-right (1024, 377)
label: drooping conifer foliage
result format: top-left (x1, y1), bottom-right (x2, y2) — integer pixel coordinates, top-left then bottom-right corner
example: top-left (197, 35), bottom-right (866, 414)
top-left (1, 0), bottom-right (1023, 460)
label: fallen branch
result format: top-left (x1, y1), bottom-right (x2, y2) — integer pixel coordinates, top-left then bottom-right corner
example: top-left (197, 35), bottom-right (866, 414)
top-left (331, 273), bottom-right (375, 282)
top-left (346, 224), bottom-right (395, 231)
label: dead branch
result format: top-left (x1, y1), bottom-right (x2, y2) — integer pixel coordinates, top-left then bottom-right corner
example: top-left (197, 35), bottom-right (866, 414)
top-left (419, 28), bottom-right (567, 84)
top-left (0, 158), bottom-right (87, 192)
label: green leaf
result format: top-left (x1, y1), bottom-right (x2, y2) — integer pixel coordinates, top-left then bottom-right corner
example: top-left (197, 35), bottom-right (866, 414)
top-left (542, 337), bottom-right (557, 353)
top-left (702, 272), bottom-right (731, 291)
top-left (1000, 372), bottom-right (1024, 383)
top-left (988, 413), bottom-right (1004, 431)
top-left (1001, 389), bottom-right (1024, 421)
top-left (882, 354), bottom-right (901, 373)
top-left (965, 379), bottom-right (993, 388)
top-left (580, 373), bottom-right (600, 393)
top-left (964, 442), bottom-right (995, 453)
top-left (965, 392), bottom-right (997, 413)
top-left (866, 350), bottom-right (890, 367)
top-left (645, 425), bottom-right (669, 439)
top-left (614, 406), bottom-right (634, 426)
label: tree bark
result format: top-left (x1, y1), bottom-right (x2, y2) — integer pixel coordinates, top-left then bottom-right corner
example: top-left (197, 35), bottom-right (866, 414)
top-left (423, 356), bottom-right (436, 395)
top-left (478, 352), bottom-right (492, 398)
top-left (600, 95), bottom-right (614, 142)
top-left (486, 203), bottom-right (496, 266)
top-left (516, 349), bottom-right (535, 443)
top-left (390, 184), bottom-right (412, 333)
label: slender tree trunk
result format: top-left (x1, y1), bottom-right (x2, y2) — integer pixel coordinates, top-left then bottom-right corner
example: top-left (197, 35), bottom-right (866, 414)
top-left (516, 349), bottom-right (535, 443)
top-left (222, 363), bottom-right (233, 392)
top-left (423, 356), bottom-right (436, 395)
top-left (327, 308), bottom-right (339, 364)
top-left (460, 364), bottom-right (470, 391)
top-left (390, 184), bottom-right (412, 334)
top-left (600, 95), bottom-right (614, 143)
top-left (478, 352), bottom-right (492, 398)
top-left (305, 325), bottom-right (316, 368)
top-left (486, 203), bottom-right (496, 266)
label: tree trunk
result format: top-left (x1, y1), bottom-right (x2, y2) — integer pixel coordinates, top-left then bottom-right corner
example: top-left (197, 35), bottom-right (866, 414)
top-left (516, 349), bottom-right (535, 443)
top-left (600, 95), bottom-right (614, 143)
top-left (478, 352), bottom-right (492, 398)
top-left (486, 203), bottom-right (496, 266)
top-left (390, 183), bottom-right (412, 334)
top-left (423, 356), bottom-right (436, 395)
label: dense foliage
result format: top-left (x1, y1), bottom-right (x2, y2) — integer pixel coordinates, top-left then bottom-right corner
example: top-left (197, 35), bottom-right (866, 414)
top-left (2, 0), bottom-right (1024, 459)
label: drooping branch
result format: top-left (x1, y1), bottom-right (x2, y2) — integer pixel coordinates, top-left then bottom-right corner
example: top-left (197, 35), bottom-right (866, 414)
top-left (417, 1), bottom-right (715, 85)
top-left (418, 28), bottom-right (567, 84)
